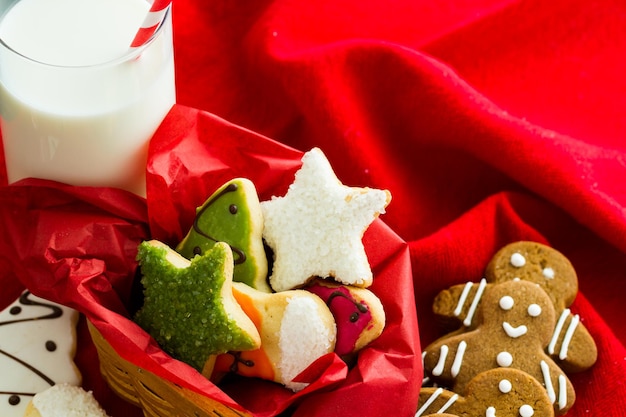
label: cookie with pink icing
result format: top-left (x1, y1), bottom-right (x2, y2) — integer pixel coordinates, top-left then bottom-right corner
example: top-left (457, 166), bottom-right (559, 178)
top-left (416, 368), bottom-right (554, 417)
top-left (423, 280), bottom-right (575, 415)
top-left (0, 291), bottom-right (81, 417)
top-left (305, 278), bottom-right (385, 357)
top-left (432, 241), bottom-right (597, 373)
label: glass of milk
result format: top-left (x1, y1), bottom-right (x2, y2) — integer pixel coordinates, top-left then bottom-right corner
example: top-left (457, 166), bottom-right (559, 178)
top-left (0, 0), bottom-right (176, 196)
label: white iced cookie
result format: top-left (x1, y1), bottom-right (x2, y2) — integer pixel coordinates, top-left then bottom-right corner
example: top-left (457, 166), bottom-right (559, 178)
top-left (0, 291), bottom-right (81, 417)
top-left (261, 147), bottom-right (391, 292)
top-left (23, 383), bottom-right (109, 417)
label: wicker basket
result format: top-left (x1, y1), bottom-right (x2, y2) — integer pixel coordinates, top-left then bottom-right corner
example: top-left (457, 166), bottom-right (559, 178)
top-left (87, 321), bottom-right (251, 417)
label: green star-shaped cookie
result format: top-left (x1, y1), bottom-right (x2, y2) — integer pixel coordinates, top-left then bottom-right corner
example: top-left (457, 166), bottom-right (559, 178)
top-left (261, 147), bottom-right (391, 292)
top-left (134, 240), bottom-right (260, 371)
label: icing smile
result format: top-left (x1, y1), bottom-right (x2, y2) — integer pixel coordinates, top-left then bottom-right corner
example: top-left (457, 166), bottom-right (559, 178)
top-left (502, 322), bottom-right (528, 338)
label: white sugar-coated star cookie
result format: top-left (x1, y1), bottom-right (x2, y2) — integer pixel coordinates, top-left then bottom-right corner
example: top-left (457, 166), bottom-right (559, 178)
top-left (261, 147), bottom-right (391, 292)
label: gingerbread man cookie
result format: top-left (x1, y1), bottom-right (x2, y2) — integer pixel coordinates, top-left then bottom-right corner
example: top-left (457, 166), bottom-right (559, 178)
top-left (432, 241), bottom-right (597, 372)
top-left (416, 368), bottom-right (554, 417)
top-left (423, 280), bottom-right (575, 415)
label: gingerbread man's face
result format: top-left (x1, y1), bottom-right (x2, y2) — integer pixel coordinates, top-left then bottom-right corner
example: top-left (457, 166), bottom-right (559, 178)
top-left (480, 279), bottom-right (555, 347)
top-left (485, 241), bottom-right (578, 310)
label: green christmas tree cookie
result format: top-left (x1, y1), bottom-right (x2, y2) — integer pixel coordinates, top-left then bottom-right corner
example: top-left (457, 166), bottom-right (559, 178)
top-left (134, 240), bottom-right (261, 373)
top-left (176, 178), bottom-right (270, 292)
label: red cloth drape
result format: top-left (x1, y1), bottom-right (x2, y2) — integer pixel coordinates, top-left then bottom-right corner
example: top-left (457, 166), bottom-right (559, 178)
top-left (2, 0), bottom-right (626, 415)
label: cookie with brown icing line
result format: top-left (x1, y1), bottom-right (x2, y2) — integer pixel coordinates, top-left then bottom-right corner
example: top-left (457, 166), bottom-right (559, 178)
top-left (0, 291), bottom-right (81, 417)
top-left (432, 241), bottom-right (597, 373)
top-left (423, 280), bottom-right (575, 415)
top-left (416, 368), bottom-right (554, 417)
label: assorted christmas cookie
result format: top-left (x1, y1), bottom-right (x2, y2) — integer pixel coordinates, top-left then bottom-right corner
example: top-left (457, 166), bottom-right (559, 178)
top-left (423, 280), bottom-right (575, 415)
top-left (134, 240), bottom-right (261, 375)
top-left (261, 147), bottom-right (391, 292)
top-left (132, 148), bottom-right (390, 392)
top-left (305, 278), bottom-right (385, 357)
top-left (23, 383), bottom-right (109, 417)
top-left (416, 368), bottom-right (554, 417)
top-left (213, 282), bottom-right (337, 391)
top-left (176, 178), bottom-right (270, 293)
top-left (0, 291), bottom-right (81, 417)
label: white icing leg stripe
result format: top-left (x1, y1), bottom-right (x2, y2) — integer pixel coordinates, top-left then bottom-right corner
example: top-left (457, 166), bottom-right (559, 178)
top-left (432, 345), bottom-right (449, 376)
top-left (560, 314), bottom-right (579, 360)
top-left (437, 393), bottom-right (458, 414)
top-left (549, 309), bottom-right (570, 355)
top-left (464, 278), bottom-right (487, 327)
top-left (451, 341), bottom-right (467, 377)
top-left (558, 374), bottom-right (567, 410)
top-left (454, 281), bottom-right (473, 316)
top-left (541, 360), bottom-right (556, 404)
top-left (422, 351), bottom-right (430, 385)
top-left (415, 387), bottom-right (443, 417)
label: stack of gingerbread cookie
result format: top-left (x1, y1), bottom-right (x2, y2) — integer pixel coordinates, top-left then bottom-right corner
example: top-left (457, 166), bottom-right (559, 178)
top-left (417, 241), bottom-right (597, 417)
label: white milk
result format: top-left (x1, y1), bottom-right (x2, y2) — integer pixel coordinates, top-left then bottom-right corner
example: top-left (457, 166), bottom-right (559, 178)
top-left (0, 0), bottom-right (176, 195)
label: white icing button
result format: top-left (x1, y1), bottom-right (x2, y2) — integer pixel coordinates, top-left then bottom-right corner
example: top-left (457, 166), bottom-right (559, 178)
top-left (527, 303), bottom-right (542, 317)
top-left (497, 351), bottom-right (513, 367)
top-left (499, 379), bottom-right (512, 393)
top-left (542, 267), bottom-right (555, 279)
top-left (510, 252), bottom-right (526, 267)
top-left (519, 404), bottom-right (535, 417)
top-left (486, 406), bottom-right (496, 417)
top-left (499, 295), bottom-right (514, 310)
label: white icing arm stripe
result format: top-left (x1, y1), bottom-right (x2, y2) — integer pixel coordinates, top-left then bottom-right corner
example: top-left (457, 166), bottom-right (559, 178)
top-left (558, 374), bottom-right (567, 410)
top-left (549, 309), bottom-right (570, 355)
top-left (437, 393), bottom-right (458, 414)
top-left (560, 314), bottom-right (579, 360)
top-left (415, 387), bottom-right (443, 417)
top-left (541, 360), bottom-right (556, 404)
top-left (451, 341), bottom-right (467, 377)
top-left (432, 345), bottom-right (449, 376)
top-left (454, 281), bottom-right (473, 316)
top-left (464, 278), bottom-right (487, 327)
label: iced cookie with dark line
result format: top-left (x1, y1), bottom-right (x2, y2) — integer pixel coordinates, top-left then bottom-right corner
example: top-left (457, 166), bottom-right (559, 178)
top-left (305, 278), bottom-right (385, 357)
top-left (423, 280), bottom-right (575, 415)
top-left (134, 240), bottom-right (261, 375)
top-left (0, 291), bottom-right (81, 417)
top-left (416, 368), bottom-right (554, 417)
top-left (212, 282), bottom-right (337, 392)
top-left (176, 178), bottom-right (270, 292)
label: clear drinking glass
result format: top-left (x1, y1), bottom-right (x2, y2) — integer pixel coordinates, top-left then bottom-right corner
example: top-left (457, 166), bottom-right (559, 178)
top-left (0, 0), bottom-right (176, 196)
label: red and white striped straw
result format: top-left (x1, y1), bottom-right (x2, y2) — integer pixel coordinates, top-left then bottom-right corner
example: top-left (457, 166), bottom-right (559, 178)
top-left (130, 0), bottom-right (171, 48)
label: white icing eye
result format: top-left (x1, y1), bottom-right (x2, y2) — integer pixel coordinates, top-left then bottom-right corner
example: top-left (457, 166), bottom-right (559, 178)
top-left (510, 252), bottom-right (526, 267)
top-left (496, 351), bottom-right (513, 367)
top-left (499, 379), bottom-right (512, 393)
top-left (499, 295), bottom-right (514, 310)
top-left (519, 404), bottom-right (534, 417)
top-left (542, 267), bottom-right (555, 279)
top-left (527, 304), bottom-right (542, 317)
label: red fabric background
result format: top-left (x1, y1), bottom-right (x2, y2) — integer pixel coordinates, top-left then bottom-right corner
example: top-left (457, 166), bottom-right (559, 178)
top-left (2, 0), bottom-right (626, 416)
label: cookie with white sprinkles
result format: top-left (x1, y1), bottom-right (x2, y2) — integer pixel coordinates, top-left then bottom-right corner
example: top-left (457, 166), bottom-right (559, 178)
top-left (261, 147), bottom-right (391, 292)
